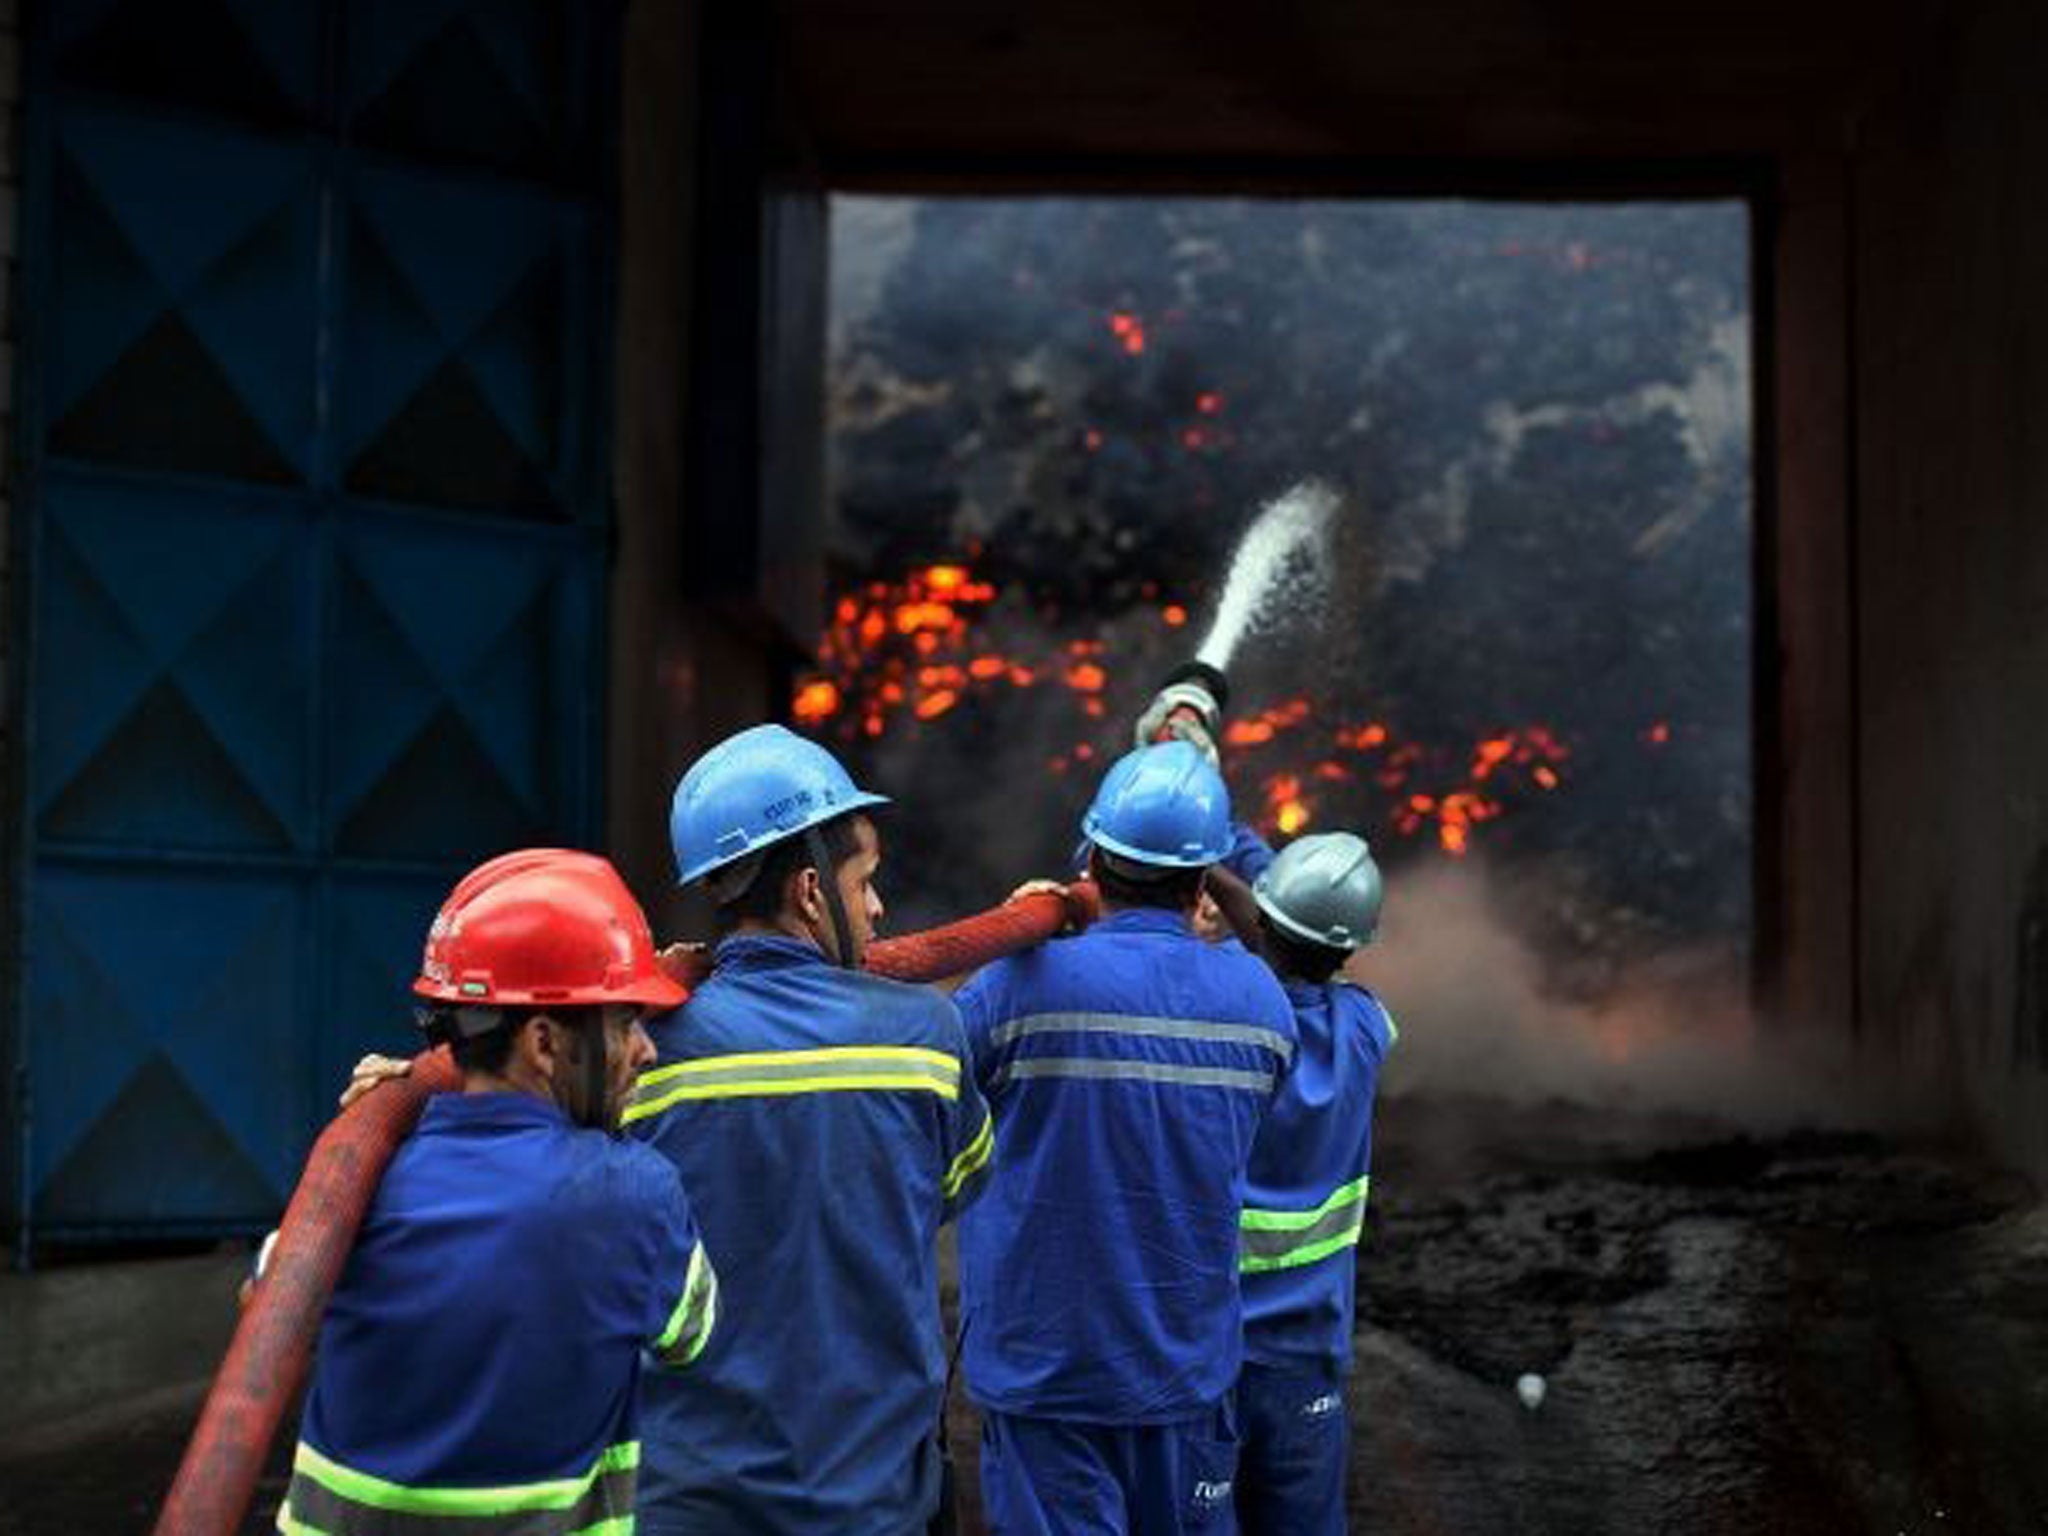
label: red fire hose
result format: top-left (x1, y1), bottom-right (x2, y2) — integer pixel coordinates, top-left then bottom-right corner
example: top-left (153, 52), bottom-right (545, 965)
top-left (154, 883), bottom-right (1095, 1536)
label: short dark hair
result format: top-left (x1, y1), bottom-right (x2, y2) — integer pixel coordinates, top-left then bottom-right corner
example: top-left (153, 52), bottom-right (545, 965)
top-left (1256, 915), bottom-right (1350, 984)
top-left (1089, 847), bottom-right (1206, 912)
top-left (419, 1004), bottom-right (605, 1074)
top-left (715, 812), bottom-right (864, 930)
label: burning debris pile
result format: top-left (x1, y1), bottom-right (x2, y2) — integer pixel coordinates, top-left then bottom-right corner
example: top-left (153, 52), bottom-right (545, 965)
top-left (817, 197), bottom-right (1751, 963)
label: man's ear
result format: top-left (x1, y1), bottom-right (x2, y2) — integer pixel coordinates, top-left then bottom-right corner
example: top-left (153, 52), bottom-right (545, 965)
top-left (789, 864), bottom-right (826, 928)
top-left (511, 1013), bottom-right (560, 1083)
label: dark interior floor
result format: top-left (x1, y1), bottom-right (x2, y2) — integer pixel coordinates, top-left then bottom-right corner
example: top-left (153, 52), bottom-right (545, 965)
top-left (5, 1096), bottom-right (2042, 1535)
top-left (943, 1095), bottom-right (2046, 1535)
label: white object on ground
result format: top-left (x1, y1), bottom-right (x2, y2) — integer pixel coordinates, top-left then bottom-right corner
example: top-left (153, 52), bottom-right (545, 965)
top-left (1515, 1372), bottom-right (1546, 1411)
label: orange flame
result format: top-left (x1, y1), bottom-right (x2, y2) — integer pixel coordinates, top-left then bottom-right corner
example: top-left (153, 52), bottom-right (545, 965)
top-left (793, 680), bottom-right (840, 724)
top-left (1264, 773), bottom-right (1311, 835)
top-left (796, 559), bottom-right (1597, 861)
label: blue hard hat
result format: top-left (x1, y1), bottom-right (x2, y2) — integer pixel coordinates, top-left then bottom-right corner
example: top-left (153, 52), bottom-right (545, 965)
top-left (1081, 741), bottom-right (1234, 868)
top-left (670, 724), bottom-right (890, 886)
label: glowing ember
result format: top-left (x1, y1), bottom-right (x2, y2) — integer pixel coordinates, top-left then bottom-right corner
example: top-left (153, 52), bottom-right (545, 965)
top-left (794, 559), bottom-right (1642, 861)
top-left (792, 679), bottom-right (840, 725)
top-left (1107, 311), bottom-right (1147, 356)
top-left (1224, 698), bottom-right (1313, 748)
top-left (1266, 773), bottom-right (1310, 835)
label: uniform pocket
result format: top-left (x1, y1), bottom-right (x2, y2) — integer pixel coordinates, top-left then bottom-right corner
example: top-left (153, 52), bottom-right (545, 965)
top-left (1181, 1406), bottom-right (1241, 1529)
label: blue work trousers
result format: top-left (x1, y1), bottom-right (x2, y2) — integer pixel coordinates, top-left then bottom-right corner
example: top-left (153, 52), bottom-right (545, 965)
top-left (979, 1401), bottom-right (1239, 1536)
top-left (1230, 1359), bottom-right (1348, 1535)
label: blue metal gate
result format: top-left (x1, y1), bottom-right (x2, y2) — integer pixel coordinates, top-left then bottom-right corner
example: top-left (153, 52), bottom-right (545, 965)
top-left (12, 0), bottom-right (614, 1242)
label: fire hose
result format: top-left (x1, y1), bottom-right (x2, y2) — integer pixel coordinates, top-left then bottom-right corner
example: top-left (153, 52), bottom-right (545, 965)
top-left (154, 882), bottom-right (1097, 1536)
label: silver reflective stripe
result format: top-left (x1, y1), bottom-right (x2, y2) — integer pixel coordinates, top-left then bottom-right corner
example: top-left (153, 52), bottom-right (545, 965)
top-left (991, 1057), bottom-right (1275, 1094)
top-left (1239, 1185), bottom-right (1370, 1273)
top-left (988, 1011), bottom-right (1294, 1064)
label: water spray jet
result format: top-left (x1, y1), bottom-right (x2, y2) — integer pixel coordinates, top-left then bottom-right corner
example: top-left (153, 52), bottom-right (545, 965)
top-left (1192, 480), bottom-right (1340, 673)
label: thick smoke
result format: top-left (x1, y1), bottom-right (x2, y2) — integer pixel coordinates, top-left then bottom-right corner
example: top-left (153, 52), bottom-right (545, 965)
top-left (828, 195), bottom-right (1753, 989)
top-left (1357, 857), bottom-right (1920, 1133)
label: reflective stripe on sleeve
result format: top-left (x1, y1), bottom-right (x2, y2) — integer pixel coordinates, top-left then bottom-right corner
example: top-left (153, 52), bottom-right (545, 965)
top-left (654, 1241), bottom-right (719, 1366)
top-left (988, 1011), bottom-right (1294, 1065)
top-left (991, 1058), bottom-right (1275, 1094)
top-left (279, 1440), bottom-right (638, 1533)
top-left (942, 1113), bottom-right (994, 1200)
top-left (623, 1046), bottom-right (960, 1123)
top-left (1239, 1175), bottom-right (1370, 1273)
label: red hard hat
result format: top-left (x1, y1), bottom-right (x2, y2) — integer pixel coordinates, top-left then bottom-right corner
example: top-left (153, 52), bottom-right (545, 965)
top-left (414, 848), bottom-right (686, 1011)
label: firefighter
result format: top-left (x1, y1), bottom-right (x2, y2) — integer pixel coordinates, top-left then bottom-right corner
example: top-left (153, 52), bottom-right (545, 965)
top-left (275, 850), bottom-right (719, 1536)
top-left (629, 724), bottom-right (994, 1536)
top-left (955, 740), bottom-right (1298, 1535)
top-left (1203, 832), bottom-right (1395, 1536)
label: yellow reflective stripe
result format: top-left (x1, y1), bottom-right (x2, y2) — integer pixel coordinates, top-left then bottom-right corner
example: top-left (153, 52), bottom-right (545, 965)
top-left (624, 1048), bottom-right (962, 1123)
top-left (654, 1243), bottom-right (718, 1364)
top-left (677, 1274), bottom-right (718, 1365)
top-left (626, 1073), bottom-right (960, 1121)
top-left (290, 1440), bottom-right (638, 1517)
top-left (942, 1114), bottom-right (994, 1199)
top-left (654, 1243), bottom-right (711, 1350)
top-left (1239, 1175), bottom-right (1370, 1232)
top-left (635, 1046), bottom-right (959, 1088)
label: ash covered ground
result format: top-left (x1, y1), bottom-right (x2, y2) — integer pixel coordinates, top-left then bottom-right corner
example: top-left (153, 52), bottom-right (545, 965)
top-left (928, 1097), bottom-right (2048, 1536)
top-left (10, 1098), bottom-right (2041, 1536)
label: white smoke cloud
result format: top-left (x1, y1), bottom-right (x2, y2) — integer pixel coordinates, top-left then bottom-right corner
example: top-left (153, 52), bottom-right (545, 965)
top-left (1350, 856), bottom-right (1923, 1135)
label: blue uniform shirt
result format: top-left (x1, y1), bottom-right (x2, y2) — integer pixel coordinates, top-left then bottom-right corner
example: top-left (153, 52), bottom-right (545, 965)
top-left (628, 935), bottom-right (993, 1536)
top-left (1221, 820), bottom-right (1278, 883)
top-left (1239, 980), bottom-right (1397, 1369)
top-left (286, 1093), bottom-right (716, 1534)
top-left (955, 907), bottom-right (1297, 1424)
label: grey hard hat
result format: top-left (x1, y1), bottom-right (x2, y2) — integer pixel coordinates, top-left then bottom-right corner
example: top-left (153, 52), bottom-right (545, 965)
top-left (1252, 831), bottom-right (1383, 951)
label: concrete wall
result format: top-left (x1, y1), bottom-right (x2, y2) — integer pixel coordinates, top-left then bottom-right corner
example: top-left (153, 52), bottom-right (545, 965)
top-left (1850, 0), bottom-right (2048, 1170)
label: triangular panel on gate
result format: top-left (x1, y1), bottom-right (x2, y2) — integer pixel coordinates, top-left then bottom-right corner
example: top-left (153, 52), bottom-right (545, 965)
top-left (50, 0), bottom-right (319, 128)
top-left (36, 1055), bottom-right (285, 1230)
top-left (27, 865), bottom-right (307, 1214)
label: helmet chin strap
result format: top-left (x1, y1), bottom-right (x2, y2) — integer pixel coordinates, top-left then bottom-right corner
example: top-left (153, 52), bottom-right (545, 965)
top-left (550, 1013), bottom-right (615, 1133)
top-left (805, 825), bottom-right (857, 969)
